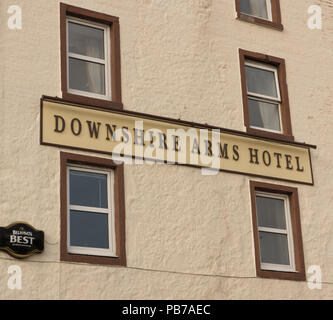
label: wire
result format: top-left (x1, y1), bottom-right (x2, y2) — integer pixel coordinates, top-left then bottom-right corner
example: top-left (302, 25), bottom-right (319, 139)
top-left (0, 255), bottom-right (332, 285)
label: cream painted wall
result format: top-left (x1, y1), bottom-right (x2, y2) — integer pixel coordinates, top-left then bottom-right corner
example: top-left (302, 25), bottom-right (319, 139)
top-left (0, 0), bottom-right (332, 299)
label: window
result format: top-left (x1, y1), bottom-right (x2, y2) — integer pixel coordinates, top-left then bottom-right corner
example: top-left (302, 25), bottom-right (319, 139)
top-left (60, 3), bottom-right (122, 109)
top-left (239, 49), bottom-right (293, 142)
top-left (60, 152), bottom-right (126, 265)
top-left (250, 181), bottom-right (305, 281)
top-left (67, 166), bottom-right (115, 257)
top-left (235, 0), bottom-right (283, 30)
top-left (245, 61), bottom-right (281, 133)
top-left (255, 192), bottom-right (294, 271)
top-left (67, 18), bottom-right (111, 100)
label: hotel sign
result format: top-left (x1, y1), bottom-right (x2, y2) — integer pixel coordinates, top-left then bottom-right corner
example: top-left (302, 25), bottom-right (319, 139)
top-left (40, 97), bottom-right (315, 185)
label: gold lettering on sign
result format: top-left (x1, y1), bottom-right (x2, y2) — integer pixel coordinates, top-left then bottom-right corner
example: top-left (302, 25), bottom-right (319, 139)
top-left (41, 98), bottom-right (314, 185)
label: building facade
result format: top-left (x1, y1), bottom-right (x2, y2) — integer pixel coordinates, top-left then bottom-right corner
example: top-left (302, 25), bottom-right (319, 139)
top-left (0, 0), bottom-right (332, 299)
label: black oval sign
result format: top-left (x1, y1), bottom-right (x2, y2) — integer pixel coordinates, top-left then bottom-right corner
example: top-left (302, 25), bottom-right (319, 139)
top-left (0, 222), bottom-right (44, 259)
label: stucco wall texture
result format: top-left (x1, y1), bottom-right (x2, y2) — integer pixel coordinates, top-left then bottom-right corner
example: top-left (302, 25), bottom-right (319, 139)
top-left (0, 0), bottom-right (332, 299)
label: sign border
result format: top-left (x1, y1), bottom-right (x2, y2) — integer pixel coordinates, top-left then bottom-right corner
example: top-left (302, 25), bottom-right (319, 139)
top-left (0, 221), bottom-right (44, 259)
top-left (40, 96), bottom-right (315, 186)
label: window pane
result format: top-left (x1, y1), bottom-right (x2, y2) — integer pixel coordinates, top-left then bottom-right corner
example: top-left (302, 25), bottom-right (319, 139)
top-left (256, 196), bottom-right (286, 229)
top-left (69, 58), bottom-right (106, 95)
top-left (248, 98), bottom-right (281, 131)
top-left (259, 231), bottom-right (290, 265)
top-left (68, 21), bottom-right (105, 59)
top-left (70, 210), bottom-right (109, 249)
top-left (70, 170), bottom-right (108, 208)
top-left (245, 65), bottom-right (278, 98)
top-left (239, 0), bottom-right (269, 20)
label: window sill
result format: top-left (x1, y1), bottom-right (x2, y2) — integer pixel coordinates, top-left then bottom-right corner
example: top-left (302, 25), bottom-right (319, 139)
top-left (246, 127), bottom-right (294, 143)
top-left (237, 13), bottom-right (283, 31)
top-left (62, 92), bottom-right (123, 110)
top-left (61, 251), bottom-right (126, 266)
top-left (257, 268), bottom-right (306, 281)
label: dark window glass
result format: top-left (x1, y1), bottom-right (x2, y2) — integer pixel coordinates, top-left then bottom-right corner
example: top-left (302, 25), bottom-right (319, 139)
top-left (70, 210), bottom-right (109, 249)
top-left (70, 170), bottom-right (108, 208)
top-left (245, 65), bottom-right (278, 98)
top-left (68, 21), bottom-right (105, 59)
top-left (256, 195), bottom-right (286, 229)
top-left (239, 0), bottom-right (269, 20)
top-left (248, 98), bottom-right (281, 131)
top-left (68, 58), bottom-right (106, 95)
top-left (259, 231), bottom-right (290, 265)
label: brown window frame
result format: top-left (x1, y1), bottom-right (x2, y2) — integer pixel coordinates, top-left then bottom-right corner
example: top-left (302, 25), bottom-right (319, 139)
top-left (235, 0), bottom-right (283, 30)
top-left (60, 152), bottom-right (126, 266)
top-left (249, 181), bottom-right (306, 281)
top-left (60, 3), bottom-right (123, 110)
top-left (239, 49), bottom-right (294, 142)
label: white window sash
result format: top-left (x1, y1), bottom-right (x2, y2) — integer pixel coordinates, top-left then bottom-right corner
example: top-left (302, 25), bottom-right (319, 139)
top-left (266, 0), bottom-right (273, 21)
top-left (68, 246), bottom-right (115, 257)
top-left (249, 125), bottom-right (282, 134)
top-left (248, 92), bottom-right (280, 104)
top-left (69, 205), bottom-right (110, 214)
top-left (66, 17), bottom-right (111, 101)
top-left (247, 94), bottom-right (283, 133)
top-left (261, 262), bottom-right (295, 272)
top-left (245, 60), bottom-right (281, 102)
top-left (255, 191), bottom-right (296, 272)
top-left (258, 226), bottom-right (288, 234)
top-left (67, 165), bottom-right (117, 257)
top-left (245, 60), bottom-right (283, 133)
top-left (68, 52), bottom-right (106, 65)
